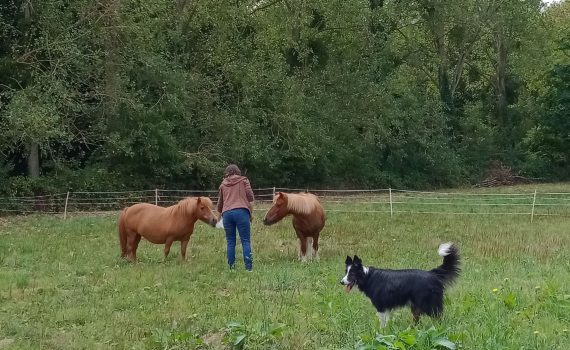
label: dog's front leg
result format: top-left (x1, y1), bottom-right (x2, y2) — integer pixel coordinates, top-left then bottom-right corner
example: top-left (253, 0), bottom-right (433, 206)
top-left (377, 312), bottom-right (390, 328)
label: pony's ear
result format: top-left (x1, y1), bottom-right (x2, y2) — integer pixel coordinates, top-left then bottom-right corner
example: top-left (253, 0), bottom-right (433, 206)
top-left (345, 256), bottom-right (353, 265)
top-left (196, 197), bottom-right (202, 204)
top-left (353, 255), bottom-right (362, 266)
top-left (278, 192), bottom-right (284, 198)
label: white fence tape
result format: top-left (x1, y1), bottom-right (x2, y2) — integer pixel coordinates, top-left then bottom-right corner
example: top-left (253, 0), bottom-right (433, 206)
top-left (0, 187), bottom-right (569, 219)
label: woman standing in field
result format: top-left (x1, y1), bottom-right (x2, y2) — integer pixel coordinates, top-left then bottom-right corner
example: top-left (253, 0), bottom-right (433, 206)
top-left (217, 164), bottom-right (255, 271)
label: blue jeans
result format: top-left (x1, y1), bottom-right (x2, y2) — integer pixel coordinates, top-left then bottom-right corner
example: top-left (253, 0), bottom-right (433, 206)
top-left (223, 208), bottom-right (252, 271)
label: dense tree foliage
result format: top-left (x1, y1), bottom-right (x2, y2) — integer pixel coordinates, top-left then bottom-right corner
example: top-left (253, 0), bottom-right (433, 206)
top-left (1, 0), bottom-right (569, 194)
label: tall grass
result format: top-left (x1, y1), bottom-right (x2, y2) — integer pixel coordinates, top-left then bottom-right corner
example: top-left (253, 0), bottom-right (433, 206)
top-left (0, 184), bottom-right (569, 349)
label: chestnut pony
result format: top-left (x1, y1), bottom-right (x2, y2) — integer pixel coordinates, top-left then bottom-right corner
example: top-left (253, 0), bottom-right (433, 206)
top-left (263, 192), bottom-right (325, 261)
top-left (118, 197), bottom-right (217, 262)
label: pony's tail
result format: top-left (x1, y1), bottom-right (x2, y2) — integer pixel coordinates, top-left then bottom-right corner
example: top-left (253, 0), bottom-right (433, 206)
top-left (431, 242), bottom-right (460, 286)
top-left (118, 208), bottom-right (128, 258)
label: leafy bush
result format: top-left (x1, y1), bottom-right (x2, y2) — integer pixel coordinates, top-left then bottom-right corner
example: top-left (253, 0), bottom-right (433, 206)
top-left (356, 327), bottom-right (457, 350)
top-left (224, 321), bottom-right (286, 350)
top-left (151, 322), bottom-right (206, 350)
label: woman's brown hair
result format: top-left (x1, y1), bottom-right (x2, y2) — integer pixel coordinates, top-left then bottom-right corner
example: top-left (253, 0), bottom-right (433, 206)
top-left (224, 164), bottom-right (241, 178)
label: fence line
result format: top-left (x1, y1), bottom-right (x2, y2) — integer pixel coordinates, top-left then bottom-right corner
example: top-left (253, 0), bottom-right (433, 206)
top-left (392, 189), bottom-right (532, 196)
top-left (1, 187), bottom-right (569, 219)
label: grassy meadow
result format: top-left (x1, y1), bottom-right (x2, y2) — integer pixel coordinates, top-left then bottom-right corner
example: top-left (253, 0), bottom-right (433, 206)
top-left (1, 184), bottom-right (569, 349)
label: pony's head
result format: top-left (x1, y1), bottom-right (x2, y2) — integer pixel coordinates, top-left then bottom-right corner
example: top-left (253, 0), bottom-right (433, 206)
top-left (263, 192), bottom-right (289, 225)
top-left (193, 197), bottom-right (218, 227)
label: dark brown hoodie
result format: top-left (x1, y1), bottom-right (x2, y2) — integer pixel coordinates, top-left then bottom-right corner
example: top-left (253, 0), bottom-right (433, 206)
top-left (217, 175), bottom-right (254, 215)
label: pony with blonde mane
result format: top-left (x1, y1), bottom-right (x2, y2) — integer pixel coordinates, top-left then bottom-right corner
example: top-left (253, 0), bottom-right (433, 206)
top-left (118, 197), bottom-right (218, 262)
top-left (263, 192), bottom-right (325, 261)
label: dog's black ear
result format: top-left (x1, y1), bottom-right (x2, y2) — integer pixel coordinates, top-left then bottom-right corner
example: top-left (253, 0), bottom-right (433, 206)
top-left (353, 255), bottom-right (362, 266)
top-left (345, 256), bottom-right (353, 265)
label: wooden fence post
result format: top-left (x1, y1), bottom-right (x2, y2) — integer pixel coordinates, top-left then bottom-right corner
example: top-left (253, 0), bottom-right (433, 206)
top-left (64, 191), bottom-right (70, 220)
top-left (531, 189), bottom-right (537, 222)
top-left (389, 188), bottom-right (393, 218)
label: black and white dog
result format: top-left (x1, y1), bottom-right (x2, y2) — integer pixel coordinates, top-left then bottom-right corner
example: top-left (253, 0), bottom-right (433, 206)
top-left (340, 243), bottom-right (460, 327)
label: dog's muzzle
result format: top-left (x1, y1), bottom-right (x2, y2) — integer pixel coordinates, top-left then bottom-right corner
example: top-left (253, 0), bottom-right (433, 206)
top-left (340, 279), bottom-right (354, 293)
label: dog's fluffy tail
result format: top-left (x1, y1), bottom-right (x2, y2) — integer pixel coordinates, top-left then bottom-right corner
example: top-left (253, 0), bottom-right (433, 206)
top-left (431, 242), bottom-right (460, 286)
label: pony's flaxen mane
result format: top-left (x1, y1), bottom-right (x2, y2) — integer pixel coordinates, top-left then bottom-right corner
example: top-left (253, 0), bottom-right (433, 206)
top-left (179, 197), bottom-right (198, 207)
top-left (279, 193), bottom-right (320, 215)
top-left (169, 197), bottom-right (204, 215)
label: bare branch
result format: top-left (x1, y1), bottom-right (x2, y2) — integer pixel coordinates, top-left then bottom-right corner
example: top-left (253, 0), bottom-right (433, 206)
top-left (176, 0), bottom-right (190, 13)
top-left (450, 31), bottom-right (481, 97)
top-left (395, 28), bottom-right (439, 87)
top-left (281, 0), bottom-right (289, 11)
top-left (250, 0), bottom-right (283, 15)
top-left (315, 25), bottom-right (366, 34)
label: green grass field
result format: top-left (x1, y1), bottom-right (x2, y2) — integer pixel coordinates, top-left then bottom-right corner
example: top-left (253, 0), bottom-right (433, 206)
top-left (1, 184), bottom-right (569, 349)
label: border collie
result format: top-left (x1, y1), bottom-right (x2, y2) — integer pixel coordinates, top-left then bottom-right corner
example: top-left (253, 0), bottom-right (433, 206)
top-left (340, 242), bottom-right (460, 327)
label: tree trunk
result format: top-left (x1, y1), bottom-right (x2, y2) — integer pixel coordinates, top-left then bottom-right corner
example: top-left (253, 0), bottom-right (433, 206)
top-left (102, 0), bottom-right (121, 117)
top-left (27, 142), bottom-right (40, 178)
top-left (423, 2), bottom-right (453, 112)
top-left (284, 0), bottom-right (302, 44)
top-left (495, 28), bottom-right (508, 126)
top-left (176, 0), bottom-right (189, 13)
